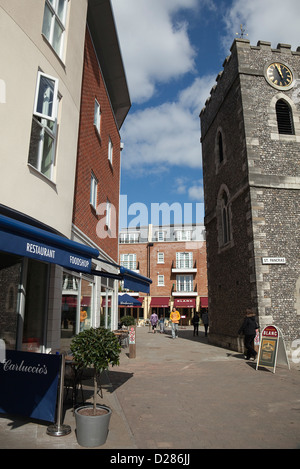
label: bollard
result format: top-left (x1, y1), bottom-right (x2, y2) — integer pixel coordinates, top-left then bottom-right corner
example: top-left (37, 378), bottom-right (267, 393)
top-left (47, 353), bottom-right (71, 436)
top-left (128, 325), bottom-right (136, 359)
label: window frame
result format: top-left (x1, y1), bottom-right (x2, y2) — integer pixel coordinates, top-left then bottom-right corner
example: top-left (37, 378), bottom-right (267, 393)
top-left (176, 275), bottom-right (193, 292)
top-left (33, 71), bottom-right (59, 122)
top-left (42, 0), bottom-right (68, 59)
top-left (108, 137), bottom-right (113, 165)
top-left (94, 99), bottom-right (101, 135)
top-left (28, 71), bottom-right (59, 180)
top-left (120, 253), bottom-right (137, 270)
top-left (157, 252), bottom-right (164, 264)
top-left (90, 172), bottom-right (98, 209)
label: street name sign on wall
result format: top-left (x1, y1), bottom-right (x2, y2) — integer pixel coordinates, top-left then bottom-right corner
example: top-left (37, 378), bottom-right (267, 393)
top-left (256, 325), bottom-right (290, 373)
top-left (0, 350), bottom-right (60, 422)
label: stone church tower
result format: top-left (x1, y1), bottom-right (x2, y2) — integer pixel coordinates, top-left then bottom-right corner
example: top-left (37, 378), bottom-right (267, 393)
top-left (200, 38), bottom-right (300, 352)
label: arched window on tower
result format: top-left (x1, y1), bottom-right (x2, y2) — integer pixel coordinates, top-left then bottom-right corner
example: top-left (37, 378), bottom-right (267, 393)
top-left (221, 191), bottom-right (231, 245)
top-left (276, 99), bottom-right (295, 135)
top-left (218, 131), bottom-right (224, 163)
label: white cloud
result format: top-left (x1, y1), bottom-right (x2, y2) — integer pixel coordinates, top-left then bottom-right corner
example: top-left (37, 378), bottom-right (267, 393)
top-left (111, 0), bottom-right (199, 103)
top-left (120, 75), bottom-right (216, 171)
top-left (222, 0), bottom-right (300, 52)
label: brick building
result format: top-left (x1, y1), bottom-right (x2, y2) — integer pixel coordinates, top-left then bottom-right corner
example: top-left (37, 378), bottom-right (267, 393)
top-left (200, 38), bottom-right (300, 352)
top-left (119, 224), bottom-right (208, 325)
top-left (0, 0), bottom-right (133, 354)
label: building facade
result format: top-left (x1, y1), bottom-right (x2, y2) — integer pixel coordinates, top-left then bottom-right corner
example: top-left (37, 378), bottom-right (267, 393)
top-left (119, 224), bottom-right (208, 325)
top-left (0, 0), bottom-right (131, 354)
top-left (200, 38), bottom-right (300, 352)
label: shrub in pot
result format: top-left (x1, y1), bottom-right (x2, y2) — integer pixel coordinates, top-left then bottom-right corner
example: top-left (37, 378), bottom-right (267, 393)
top-left (70, 327), bottom-right (121, 447)
top-left (120, 315), bottom-right (135, 327)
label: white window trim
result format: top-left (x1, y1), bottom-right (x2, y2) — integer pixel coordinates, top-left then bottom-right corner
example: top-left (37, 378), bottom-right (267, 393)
top-left (42, 0), bottom-right (68, 59)
top-left (106, 199), bottom-right (111, 228)
top-left (94, 99), bottom-right (101, 135)
top-left (33, 71), bottom-right (59, 122)
top-left (120, 253), bottom-right (137, 270)
top-left (158, 274), bottom-right (164, 286)
top-left (157, 252), bottom-right (164, 264)
top-left (90, 173), bottom-right (98, 208)
top-left (108, 137), bottom-right (113, 165)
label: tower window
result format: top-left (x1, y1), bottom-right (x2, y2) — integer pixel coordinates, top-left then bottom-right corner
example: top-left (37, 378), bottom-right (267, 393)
top-left (218, 132), bottom-right (224, 163)
top-left (276, 99), bottom-right (294, 135)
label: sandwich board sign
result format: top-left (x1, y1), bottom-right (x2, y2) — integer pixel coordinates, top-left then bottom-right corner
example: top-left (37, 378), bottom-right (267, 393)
top-left (256, 325), bottom-right (290, 373)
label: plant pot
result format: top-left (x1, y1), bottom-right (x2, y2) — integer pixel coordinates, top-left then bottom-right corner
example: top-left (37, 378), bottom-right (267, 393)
top-left (75, 404), bottom-right (112, 447)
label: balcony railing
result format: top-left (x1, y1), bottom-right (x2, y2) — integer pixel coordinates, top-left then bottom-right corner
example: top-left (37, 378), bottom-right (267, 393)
top-left (171, 259), bottom-right (197, 272)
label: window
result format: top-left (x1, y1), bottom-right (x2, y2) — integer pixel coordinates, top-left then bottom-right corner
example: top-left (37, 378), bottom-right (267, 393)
top-left (108, 137), bottom-right (113, 165)
top-left (276, 99), bottom-right (295, 135)
top-left (176, 275), bottom-right (193, 292)
top-left (28, 71), bottom-right (59, 180)
top-left (158, 275), bottom-right (164, 286)
top-left (94, 99), bottom-right (101, 134)
top-left (176, 252), bottom-right (193, 269)
top-left (218, 132), bottom-right (224, 163)
top-left (106, 199), bottom-right (111, 229)
top-left (175, 230), bottom-right (191, 241)
top-left (157, 252), bottom-right (164, 264)
top-left (157, 231), bottom-right (165, 242)
top-left (221, 192), bottom-right (231, 245)
top-left (42, 0), bottom-right (68, 58)
top-left (120, 254), bottom-right (137, 270)
top-left (90, 173), bottom-right (98, 208)
top-left (120, 233), bottom-right (139, 243)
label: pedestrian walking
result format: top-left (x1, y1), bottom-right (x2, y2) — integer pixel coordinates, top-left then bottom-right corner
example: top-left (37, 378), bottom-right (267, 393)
top-left (192, 312), bottom-right (200, 336)
top-left (169, 307), bottom-right (180, 339)
top-left (202, 310), bottom-right (209, 337)
top-left (238, 309), bottom-right (259, 360)
top-left (150, 311), bottom-right (158, 333)
top-left (159, 315), bottom-right (164, 333)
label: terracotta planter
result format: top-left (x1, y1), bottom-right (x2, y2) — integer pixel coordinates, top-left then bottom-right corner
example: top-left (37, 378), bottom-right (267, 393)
top-left (75, 404), bottom-right (111, 447)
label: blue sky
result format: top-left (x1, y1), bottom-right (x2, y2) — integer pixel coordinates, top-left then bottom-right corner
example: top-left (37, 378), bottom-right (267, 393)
top-left (111, 0), bottom-right (300, 229)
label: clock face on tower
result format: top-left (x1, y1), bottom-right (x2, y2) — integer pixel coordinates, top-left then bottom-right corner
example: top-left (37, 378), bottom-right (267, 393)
top-left (265, 62), bottom-right (294, 90)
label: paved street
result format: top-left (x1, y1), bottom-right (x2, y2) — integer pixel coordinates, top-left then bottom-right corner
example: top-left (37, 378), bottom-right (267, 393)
top-left (0, 325), bottom-right (300, 449)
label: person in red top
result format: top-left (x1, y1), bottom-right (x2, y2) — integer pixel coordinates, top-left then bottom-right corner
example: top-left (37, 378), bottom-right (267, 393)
top-left (169, 307), bottom-right (181, 339)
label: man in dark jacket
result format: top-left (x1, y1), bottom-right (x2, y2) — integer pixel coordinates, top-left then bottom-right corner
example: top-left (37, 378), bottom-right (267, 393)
top-left (238, 309), bottom-right (259, 360)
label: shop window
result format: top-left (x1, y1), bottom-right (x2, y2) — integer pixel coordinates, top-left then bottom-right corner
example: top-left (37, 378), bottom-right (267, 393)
top-left (61, 273), bottom-right (93, 351)
top-left (0, 253), bottom-right (22, 350)
top-left (22, 260), bottom-right (49, 352)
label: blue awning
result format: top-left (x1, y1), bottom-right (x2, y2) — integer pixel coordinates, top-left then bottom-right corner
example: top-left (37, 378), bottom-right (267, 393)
top-left (118, 294), bottom-right (142, 306)
top-left (91, 262), bottom-right (152, 294)
top-left (0, 214), bottom-right (99, 273)
top-left (119, 266), bottom-right (152, 294)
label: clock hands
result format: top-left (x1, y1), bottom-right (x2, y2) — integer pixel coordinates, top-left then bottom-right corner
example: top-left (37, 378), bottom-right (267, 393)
top-left (275, 63), bottom-right (284, 80)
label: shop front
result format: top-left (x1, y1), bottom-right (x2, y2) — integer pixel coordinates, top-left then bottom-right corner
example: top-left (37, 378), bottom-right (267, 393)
top-left (173, 297), bottom-right (196, 325)
top-left (0, 214), bottom-right (152, 354)
top-left (0, 214), bottom-right (99, 353)
top-left (150, 297), bottom-right (170, 321)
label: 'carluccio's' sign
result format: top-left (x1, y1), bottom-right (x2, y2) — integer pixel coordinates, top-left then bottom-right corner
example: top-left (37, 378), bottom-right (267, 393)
top-left (0, 350), bottom-right (60, 422)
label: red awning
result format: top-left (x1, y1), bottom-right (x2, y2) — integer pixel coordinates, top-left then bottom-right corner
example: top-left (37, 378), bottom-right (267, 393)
top-left (150, 297), bottom-right (170, 308)
top-left (174, 298), bottom-right (196, 308)
top-left (200, 297), bottom-right (208, 308)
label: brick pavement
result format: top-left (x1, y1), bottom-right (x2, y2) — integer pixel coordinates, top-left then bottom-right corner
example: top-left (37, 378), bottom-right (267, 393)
top-left (0, 325), bottom-right (300, 449)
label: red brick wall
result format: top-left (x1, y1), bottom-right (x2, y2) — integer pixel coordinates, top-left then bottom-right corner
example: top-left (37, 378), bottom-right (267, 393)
top-left (119, 240), bottom-right (208, 299)
top-left (73, 27), bottom-right (120, 262)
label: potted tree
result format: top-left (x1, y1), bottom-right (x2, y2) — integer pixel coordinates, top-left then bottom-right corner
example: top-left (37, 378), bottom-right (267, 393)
top-left (70, 327), bottom-right (121, 447)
